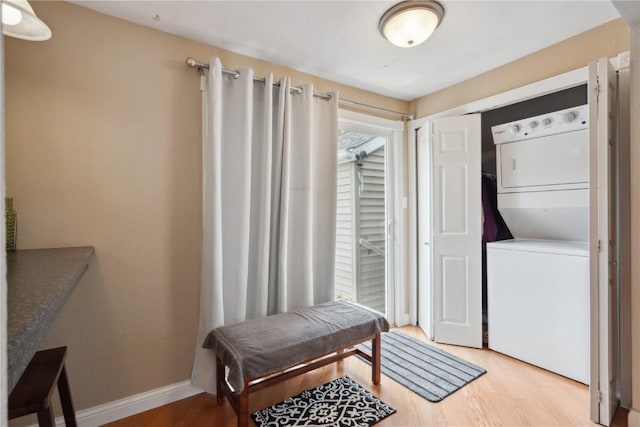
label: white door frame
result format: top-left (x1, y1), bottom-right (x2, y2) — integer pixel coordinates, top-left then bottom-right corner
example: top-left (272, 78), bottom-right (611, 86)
top-left (339, 109), bottom-right (405, 326)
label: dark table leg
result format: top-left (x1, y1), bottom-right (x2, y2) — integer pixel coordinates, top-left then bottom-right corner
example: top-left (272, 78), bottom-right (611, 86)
top-left (37, 407), bottom-right (56, 427)
top-left (58, 365), bottom-right (77, 427)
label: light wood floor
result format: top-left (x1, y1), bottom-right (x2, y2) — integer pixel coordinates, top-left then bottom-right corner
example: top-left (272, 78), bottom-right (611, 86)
top-left (104, 326), bottom-right (629, 427)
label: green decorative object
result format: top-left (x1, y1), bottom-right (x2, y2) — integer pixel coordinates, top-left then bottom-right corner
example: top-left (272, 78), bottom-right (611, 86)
top-left (6, 197), bottom-right (17, 252)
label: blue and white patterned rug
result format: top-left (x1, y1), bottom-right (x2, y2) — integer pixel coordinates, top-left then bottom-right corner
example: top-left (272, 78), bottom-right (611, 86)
top-left (251, 376), bottom-right (396, 427)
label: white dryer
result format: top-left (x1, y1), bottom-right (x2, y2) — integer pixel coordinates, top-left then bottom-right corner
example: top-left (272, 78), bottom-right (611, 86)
top-left (487, 105), bottom-right (590, 384)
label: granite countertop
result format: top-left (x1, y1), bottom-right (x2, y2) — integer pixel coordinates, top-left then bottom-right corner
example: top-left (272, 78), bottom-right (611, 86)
top-left (7, 246), bottom-right (94, 393)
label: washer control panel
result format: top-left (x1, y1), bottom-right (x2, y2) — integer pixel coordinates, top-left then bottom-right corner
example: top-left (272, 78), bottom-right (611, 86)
top-left (492, 104), bottom-right (588, 145)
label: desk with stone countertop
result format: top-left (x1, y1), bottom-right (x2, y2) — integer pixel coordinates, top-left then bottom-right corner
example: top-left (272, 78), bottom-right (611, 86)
top-left (7, 246), bottom-right (94, 393)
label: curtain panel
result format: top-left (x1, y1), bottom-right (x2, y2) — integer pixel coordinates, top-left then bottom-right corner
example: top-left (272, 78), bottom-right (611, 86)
top-left (191, 58), bottom-right (338, 392)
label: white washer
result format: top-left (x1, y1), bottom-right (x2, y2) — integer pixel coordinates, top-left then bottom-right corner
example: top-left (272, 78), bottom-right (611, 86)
top-left (487, 239), bottom-right (589, 384)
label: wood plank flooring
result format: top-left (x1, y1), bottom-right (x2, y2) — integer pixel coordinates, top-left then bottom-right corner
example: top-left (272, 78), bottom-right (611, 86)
top-left (104, 326), bottom-right (628, 427)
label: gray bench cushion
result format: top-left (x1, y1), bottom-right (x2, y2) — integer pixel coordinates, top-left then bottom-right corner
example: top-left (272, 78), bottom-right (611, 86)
top-left (203, 301), bottom-right (389, 392)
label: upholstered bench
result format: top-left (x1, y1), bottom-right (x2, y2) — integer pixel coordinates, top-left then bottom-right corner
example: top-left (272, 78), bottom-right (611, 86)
top-left (204, 300), bottom-right (389, 427)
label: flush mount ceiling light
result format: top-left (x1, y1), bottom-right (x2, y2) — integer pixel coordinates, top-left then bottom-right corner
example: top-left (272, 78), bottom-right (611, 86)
top-left (379, 0), bottom-right (444, 48)
top-left (2, 0), bottom-right (51, 41)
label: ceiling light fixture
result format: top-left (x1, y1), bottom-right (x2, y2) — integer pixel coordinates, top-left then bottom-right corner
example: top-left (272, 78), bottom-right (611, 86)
top-left (2, 0), bottom-right (51, 41)
top-left (379, 0), bottom-right (444, 48)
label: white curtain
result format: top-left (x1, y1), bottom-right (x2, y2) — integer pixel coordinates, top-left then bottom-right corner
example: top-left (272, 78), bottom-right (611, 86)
top-left (191, 58), bottom-right (338, 392)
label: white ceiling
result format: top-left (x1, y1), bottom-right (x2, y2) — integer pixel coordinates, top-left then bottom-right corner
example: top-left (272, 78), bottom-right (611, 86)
top-left (70, 1), bottom-right (621, 101)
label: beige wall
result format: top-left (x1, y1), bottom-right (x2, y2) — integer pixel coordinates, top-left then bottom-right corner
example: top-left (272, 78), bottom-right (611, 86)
top-left (628, 20), bottom-right (640, 427)
top-left (4, 1), bottom-right (408, 416)
top-left (410, 19), bottom-right (630, 118)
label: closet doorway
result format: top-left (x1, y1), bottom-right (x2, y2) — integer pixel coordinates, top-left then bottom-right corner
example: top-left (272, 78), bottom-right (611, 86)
top-left (411, 56), bottom-right (628, 426)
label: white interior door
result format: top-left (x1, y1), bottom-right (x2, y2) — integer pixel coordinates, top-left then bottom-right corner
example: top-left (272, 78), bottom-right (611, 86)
top-left (588, 57), bottom-right (618, 426)
top-left (431, 114), bottom-right (482, 348)
top-left (417, 126), bottom-right (432, 339)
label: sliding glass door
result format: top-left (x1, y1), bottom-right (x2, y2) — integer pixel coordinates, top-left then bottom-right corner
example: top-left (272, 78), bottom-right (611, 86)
top-left (335, 126), bottom-right (393, 318)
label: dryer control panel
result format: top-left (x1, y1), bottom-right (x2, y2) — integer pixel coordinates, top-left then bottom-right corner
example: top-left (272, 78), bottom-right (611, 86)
top-left (492, 104), bottom-right (588, 145)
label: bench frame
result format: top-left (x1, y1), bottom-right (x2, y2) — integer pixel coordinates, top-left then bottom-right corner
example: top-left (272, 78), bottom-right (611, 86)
top-left (216, 332), bottom-right (381, 427)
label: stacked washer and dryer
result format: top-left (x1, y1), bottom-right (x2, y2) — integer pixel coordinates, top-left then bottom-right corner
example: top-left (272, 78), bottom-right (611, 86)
top-left (487, 104), bottom-right (590, 384)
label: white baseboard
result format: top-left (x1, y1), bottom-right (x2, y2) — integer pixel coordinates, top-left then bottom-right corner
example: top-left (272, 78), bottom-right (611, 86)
top-left (30, 380), bottom-right (203, 427)
top-left (628, 408), bottom-right (640, 427)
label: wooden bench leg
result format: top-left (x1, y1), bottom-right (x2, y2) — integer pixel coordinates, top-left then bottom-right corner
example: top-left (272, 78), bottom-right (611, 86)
top-left (372, 333), bottom-right (381, 385)
top-left (237, 380), bottom-right (249, 427)
top-left (58, 365), bottom-right (77, 427)
top-left (216, 356), bottom-right (225, 405)
top-left (37, 406), bottom-right (55, 427)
